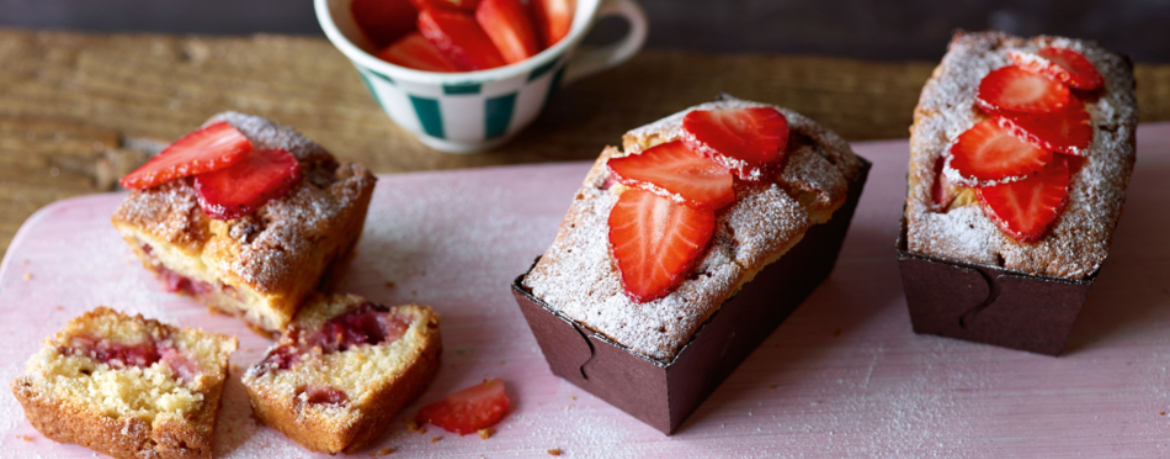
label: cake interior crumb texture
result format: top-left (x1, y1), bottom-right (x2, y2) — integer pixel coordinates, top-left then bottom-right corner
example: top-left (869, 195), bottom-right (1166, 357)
top-left (905, 31), bottom-right (1138, 280)
top-left (523, 97), bottom-right (864, 362)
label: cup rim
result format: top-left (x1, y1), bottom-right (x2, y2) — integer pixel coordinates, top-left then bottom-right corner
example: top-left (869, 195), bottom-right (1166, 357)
top-left (315, 0), bottom-right (598, 84)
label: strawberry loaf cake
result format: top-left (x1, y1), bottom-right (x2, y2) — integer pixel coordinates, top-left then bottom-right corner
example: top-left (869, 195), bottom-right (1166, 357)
top-left (111, 113), bottom-right (377, 335)
top-left (515, 95), bottom-right (869, 432)
top-left (900, 31), bottom-right (1137, 354)
top-left (11, 307), bottom-right (237, 459)
top-left (242, 294), bottom-right (441, 454)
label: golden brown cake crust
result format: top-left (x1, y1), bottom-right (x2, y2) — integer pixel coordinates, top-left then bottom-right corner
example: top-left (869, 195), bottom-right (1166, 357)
top-left (523, 97), bottom-right (863, 362)
top-left (111, 112), bottom-right (377, 332)
top-left (905, 31), bottom-right (1138, 280)
top-left (242, 295), bottom-right (442, 454)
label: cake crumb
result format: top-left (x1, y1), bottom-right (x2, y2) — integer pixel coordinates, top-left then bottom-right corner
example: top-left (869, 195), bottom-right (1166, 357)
top-left (430, 436), bottom-right (442, 443)
top-left (570, 395), bottom-right (576, 400)
top-left (548, 448), bottom-right (562, 456)
top-left (406, 420), bottom-right (426, 434)
top-left (384, 281), bottom-right (396, 288)
top-left (477, 428), bottom-right (494, 439)
top-left (22, 272), bottom-right (32, 281)
top-left (17, 434), bottom-right (33, 441)
top-left (833, 327), bottom-right (844, 337)
top-left (21, 258), bottom-right (29, 264)
top-left (378, 446), bottom-right (395, 455)
top-left (55, 305), bottom-right (64, 311)
top-left (411, 290), bottom-right (418, 296)
top-left (767, 385), bottom-right (777, 391)
top-left (1161, 412), bottom-right (1165, 416)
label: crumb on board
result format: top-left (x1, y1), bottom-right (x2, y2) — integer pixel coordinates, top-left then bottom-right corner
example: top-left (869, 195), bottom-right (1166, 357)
top-left (22, 272), bottom-right (32, 281)
top-left (406, 420), bottom-right (426, 434)
top-left (431, 436), bottom-right (442, 443)
top-left (1161, 412), bottom-right (1166, 416)
top-left (548, 448), bottom-right (562, 456)
top-left (22, 259), bottom-right (29, 264)
top-left (411, 290), bottom-right (418, 296)
top-left (478, 428), bottom-right (494, 439)
top-left (378, 446), bottom-right (395, 456)
top-left (55, 305), bottom-right (63, 311)
top-left (17, 434), bottom-right (33, 442)
top-left (767, 385), bottom-right (777, 391)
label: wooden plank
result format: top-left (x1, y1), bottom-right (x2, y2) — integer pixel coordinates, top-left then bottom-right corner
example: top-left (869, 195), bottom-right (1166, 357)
top-left (1, 27), bottom-right (1168, 255)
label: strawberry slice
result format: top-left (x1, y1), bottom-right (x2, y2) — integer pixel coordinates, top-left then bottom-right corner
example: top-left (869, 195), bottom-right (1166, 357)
top-left (608, 189), bottom-right (716, 303)
top-left (946, 119), bottom-right (1052, 186)
top-left (476, 0), bottom-right (542, 64)
top-left (416, 379), bottom-right (510, 435)
top-left (351, 0), bottom-right (419, 49)
top-left (1009, 46), bottom-right (1103, 91)
top-left (120, 121), bottom-right (253, 190)
top-left (976, 65), bottom-right (1070, 115)
top-left (418, 7), bottom-right (507, 71)
top-left (412, 0), bottom-right (480, 10)
top-left (997, 96), bottom-right (1093, 157)
top-left (376, 31), bottom-right (460, 72)
top-left (193, 148), bottom-right (302, 220)
top-left (680, 106), bottom-right (789, 182)
top-left (530, 0), bottom-right (574, 47)
top-left (977, 157), bottom-right (1071, 242)
top-left (607, 141), bottom-right (735, 210)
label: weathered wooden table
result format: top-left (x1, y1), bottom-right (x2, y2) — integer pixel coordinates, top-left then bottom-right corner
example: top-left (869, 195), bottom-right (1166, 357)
top-left (2, 27), bottom-right (1168, 255)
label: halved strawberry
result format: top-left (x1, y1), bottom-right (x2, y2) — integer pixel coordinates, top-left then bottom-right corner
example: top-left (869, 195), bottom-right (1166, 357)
top-left (977, 157), bottom-right (1071, 242)
top-left (530, 0), bottom-right (574, 47)
top-left (1009, 46), bottom-right (1103, 91)
top-left (976, 65), bottom-right (1070, 115)
top-left (607, 141), bottom-right (735, 210)
top-left (476, 0), bottom-right (541, 64)
top-left (418, 7), bottom-right (507, 71)
top-left (416, 379), bottom-right (510, 435)
top-left (946, 119), bottom-right (1052, 186)
top-left (376, 31), bottom-right (460, 72)
top-left (680, 106), bottom-right (789, 182)
top-left (351, 0), bottom-right (419, 49)
top-left (608, 189), bottom-right (715, 303)
top-left (120, 121), bottom-right (253, 190)
top-left (997, 96), bottom-right (1093, 157)
top-left (193, 148), bottom-right (302, 220)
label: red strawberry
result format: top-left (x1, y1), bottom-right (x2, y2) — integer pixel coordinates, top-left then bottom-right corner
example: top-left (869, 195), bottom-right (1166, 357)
top-left (680, 106), bottom-right (789, 182)
top-left (120, 121), bottom-right (253, 190)
top-left (1009, 46), bottom-right (1103, 91)
top-left (997, 96), bottom-right (1093, 157)
top-left (418, 8), bottom-right (507, 71)
top-left (976, 65), bottom-right (1070, 115)
top-left (351, 0), bottom-right (419, 49)
top-left (416, 379), bottom-right (510, 435)
top-left (476, 0), bottom-right (541, 64)
top-left (530, 0), bottom-right (574, 47)
top-left (412, 0), bottom-right (480, 10)
top-left (376, 31), bottom-right (460, 72)
top-left (608, 189), bottom-right (716, 303)
top-left (607, 141), bottom-right (735, 210)
top-left (193, 148), bottom-right (302, 220)
top-left (946, 119), bottom-right (1051, 186)
top-left (977, 157), bottom-right (1071, 242)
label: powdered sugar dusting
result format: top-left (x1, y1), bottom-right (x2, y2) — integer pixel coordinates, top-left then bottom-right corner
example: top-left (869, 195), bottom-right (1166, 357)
top-left (524, 99), bottom-right (862, 361)
top-left (906, 31), bottom-right (1138, 279)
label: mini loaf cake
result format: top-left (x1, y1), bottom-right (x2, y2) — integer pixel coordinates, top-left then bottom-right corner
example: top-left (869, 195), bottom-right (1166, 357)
top-left (522, 96), bottom-right (864, 362)
top-left (242, 294), bottom-right (441, 454)
top-left (905, 31), bottom-right (1137, 279)
top-left (10, 307), bottom-right (237, 459)
top-left (112, 113), bottom-right (377, 335)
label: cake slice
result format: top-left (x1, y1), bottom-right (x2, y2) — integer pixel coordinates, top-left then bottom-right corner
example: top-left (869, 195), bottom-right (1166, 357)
top-left (242, 294), bottom-right (441, 454)
top-left (111, 112), bottom-right (377, 335)
top-left (10, 307), bottom-right (237, 459)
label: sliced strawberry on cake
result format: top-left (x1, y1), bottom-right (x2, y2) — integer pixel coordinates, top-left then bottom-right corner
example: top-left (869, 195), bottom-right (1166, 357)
top-left (997, 96), bottom-right (1094, 157)
top-left (607, 140), bottom-right (735, 210)
top-left (476, 0), bottom-right (541, 64)
top-left (415, 378), bottom-right (511, 435)
top-left (376, 31), bottom-right (461, 72)
top-left (1009, 46), bottom-right (1104, 91)
top-left (608, 189), bottom-right (716, 303)
top-left (976, 64), bottom-right (1070, 115)
top-left (681, 106), bottom-right (789, 182)
top-left (945, 118), bottom-right (1052, 187)
top-left (243, 294), bottom-right (442, 454)
top-left (119, 121), bottom-right (253, 190)
top-left (976, 157), bottom-right (1072, 243)
top-left (11, 307), bottom-right (236, 459)
top-left (194, 147), bottom-right (303, 220)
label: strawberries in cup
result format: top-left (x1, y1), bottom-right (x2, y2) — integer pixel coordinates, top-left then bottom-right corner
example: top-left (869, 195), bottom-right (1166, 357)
top-left (354, 0), bottom-right (575, 72)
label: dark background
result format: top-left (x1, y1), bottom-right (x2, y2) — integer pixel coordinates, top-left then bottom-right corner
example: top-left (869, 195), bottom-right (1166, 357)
top-left (2, 0), bottom-right (1169, 62)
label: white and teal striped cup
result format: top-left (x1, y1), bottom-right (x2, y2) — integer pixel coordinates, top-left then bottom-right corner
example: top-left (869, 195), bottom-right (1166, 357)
top-left (316, 0), bottom-right (648, 153)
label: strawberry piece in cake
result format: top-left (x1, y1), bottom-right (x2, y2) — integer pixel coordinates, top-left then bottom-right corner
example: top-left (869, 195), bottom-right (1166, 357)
top-left (10, 307), bottom-right (236, 459)
top-left (242, 294), bottom-right (441, 454)
top-left (112, 112), bottom-right (377, 336)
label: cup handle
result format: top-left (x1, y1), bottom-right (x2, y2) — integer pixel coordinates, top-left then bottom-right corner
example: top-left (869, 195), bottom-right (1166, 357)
top-left (561, 0), bottom-right (649, 85)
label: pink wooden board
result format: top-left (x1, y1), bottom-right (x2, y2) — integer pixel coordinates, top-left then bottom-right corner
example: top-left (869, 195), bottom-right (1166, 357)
top-left (1, 124), bottom-right (1169, 458)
